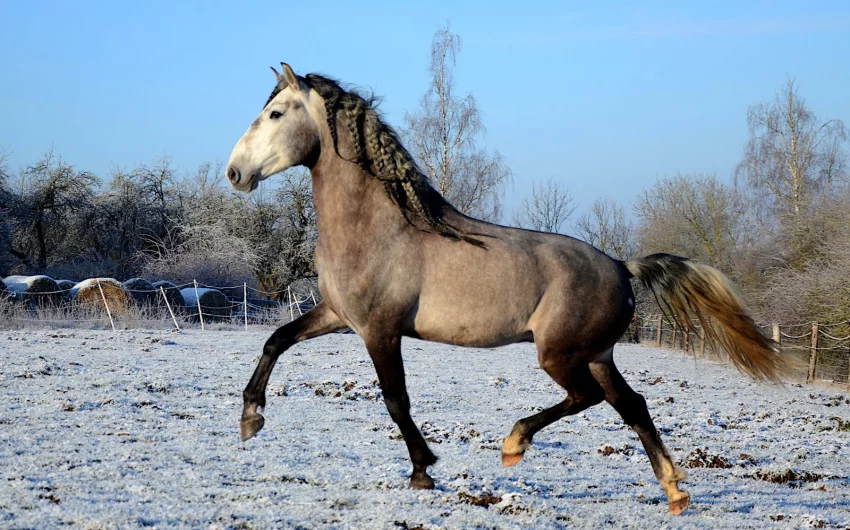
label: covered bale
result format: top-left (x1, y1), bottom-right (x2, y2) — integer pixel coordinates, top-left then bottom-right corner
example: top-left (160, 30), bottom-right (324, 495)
top-left (70, 278), bottom-right (133, 313)
top-left (152, 280), bottom-right (185, 314)
top-left (56, 279), bottom-right (77, 294)
top-left (123, 277), bottom-right (159, 308)
top-left (3, 275), bottom-right (64, 307)
top-left (180, 287), bottom-right (231, 323)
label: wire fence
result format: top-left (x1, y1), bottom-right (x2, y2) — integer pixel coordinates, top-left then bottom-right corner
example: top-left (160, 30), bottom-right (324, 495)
top-left (627, 314), bottom-right (850, 388)
top-left (2, 281), bottom-right (848, 388)
top-left (0, 279), bottom-right (317, 331)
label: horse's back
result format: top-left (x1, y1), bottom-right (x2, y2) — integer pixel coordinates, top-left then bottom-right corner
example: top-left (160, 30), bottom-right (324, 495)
top-left (413, 223), bottom-right (633, 349)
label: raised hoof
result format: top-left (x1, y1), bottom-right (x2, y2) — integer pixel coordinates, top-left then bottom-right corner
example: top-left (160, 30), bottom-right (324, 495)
top-left (501, 451), bottom-right (525, 467)
top-left (240, 413), bottom-right (265, 441)
top-left (668, 492), bottom-right (690, 515)
top-left (409, 473), bottom-right (435, 490)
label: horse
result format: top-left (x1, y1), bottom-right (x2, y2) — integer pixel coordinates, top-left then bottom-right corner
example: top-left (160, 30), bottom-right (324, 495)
top-left (224, 63), bottom-right (788, 515)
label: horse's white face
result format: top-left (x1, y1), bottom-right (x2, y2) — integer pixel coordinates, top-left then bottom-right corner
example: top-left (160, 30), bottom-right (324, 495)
top-left (226, 64), bottom-right (320, 192)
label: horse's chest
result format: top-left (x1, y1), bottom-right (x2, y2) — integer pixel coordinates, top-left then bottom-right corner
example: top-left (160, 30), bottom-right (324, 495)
top-left (315, 244), bottom-right (376, 308)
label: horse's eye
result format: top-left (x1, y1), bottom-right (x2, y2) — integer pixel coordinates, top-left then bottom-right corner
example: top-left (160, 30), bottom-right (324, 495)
top-left (270, 110), bottom-right (283, 119)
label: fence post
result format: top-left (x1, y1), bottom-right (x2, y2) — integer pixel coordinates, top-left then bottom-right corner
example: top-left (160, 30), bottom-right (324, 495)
top-left (243, 282), bottom-right (248, 331)
top-left (287, 286), bottom-right (295, 322)
top-left (656, 315), bottom-right (663, 346)
top-left (194, 280), bottom-right (205, 331)
top-left (807, 322), bottom-right (818, 383)
top-left (699, 332), bottom-right (705, 358)
top-left (160, 286), bottom-right (180, 331)
top-left (683, 329), bottom-right (690, 354)
top-left (772, 323), bottom-right (780, 345)
top-left (672, 326), bottom-right (678, 351)
top-left (97, 280), bottom-right (116, 333)
top-left (632, 313), bottom-right (640, 343)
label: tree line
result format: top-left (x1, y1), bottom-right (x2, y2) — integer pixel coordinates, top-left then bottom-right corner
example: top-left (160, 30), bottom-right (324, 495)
top-left (1, 27), bottom-right (848, 327)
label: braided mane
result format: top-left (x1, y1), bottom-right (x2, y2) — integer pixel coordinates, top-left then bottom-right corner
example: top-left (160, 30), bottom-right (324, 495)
top-left (265, 73), bottom-right (482, 246)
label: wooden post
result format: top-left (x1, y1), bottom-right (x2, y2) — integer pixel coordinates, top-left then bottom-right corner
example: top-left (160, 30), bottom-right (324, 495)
top-left (97, 280), bottom-right (116, 333)
top-left (656, 315), bottom-right (663, 347)
top-left (632, 313), bottom-right (640, 343)
top-left (772, 323), bottom-right (780, 345)
top-left (671, 326), bottom-right (678, 351)
top-left (699, 332), bottom-right (706, 358)
top-left (287, 286), bottom-right (295, 321)
top-left (160, 286), bottom-right (180, 331)
top-left (807, 322), bottom-right (818, 383)
top-left (194, 280), bottom-right (205, 331)
top-left (683, 329), bottom-right (690, 354)
top-left (243, 282), bottom-right (249, 331)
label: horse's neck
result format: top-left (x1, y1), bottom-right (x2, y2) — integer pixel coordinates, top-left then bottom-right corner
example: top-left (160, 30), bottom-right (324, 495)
top-left (309, 154), bottom-right (407, 247)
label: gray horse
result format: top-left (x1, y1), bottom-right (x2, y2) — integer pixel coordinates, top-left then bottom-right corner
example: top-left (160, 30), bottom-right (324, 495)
top-left (225, 63), bottom-right (788, 515)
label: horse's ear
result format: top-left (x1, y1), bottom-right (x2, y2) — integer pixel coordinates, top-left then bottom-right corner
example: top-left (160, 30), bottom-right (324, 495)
top-left (281, 62), bottom-right (299, 90)
top-left (270, 66), bottom-right (283, 82)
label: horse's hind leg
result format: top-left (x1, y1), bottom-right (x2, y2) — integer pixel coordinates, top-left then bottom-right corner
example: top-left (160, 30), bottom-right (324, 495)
top-left (589, 358), bottom-right (690, 515)
top-left (241, 301), bottom-right (346, 441)
top-left (502, 361), bottom-right (605, 466)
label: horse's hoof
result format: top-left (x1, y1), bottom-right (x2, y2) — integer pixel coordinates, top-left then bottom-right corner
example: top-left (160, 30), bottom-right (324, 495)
top-left (668, 491), bottom-right (690, 515)
top-left (501, 451), bottom-right (524, 467)
top-left (409, 472), bottom-right (435, 490)
top-left (240, 413), bottom-right (265, 441)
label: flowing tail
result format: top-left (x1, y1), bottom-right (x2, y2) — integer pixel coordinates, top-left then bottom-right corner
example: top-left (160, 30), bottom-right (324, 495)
top-left (623, 253), bottom-right (790, 383)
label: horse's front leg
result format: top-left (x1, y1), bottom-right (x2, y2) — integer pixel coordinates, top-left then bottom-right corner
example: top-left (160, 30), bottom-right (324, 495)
top-left (365, 334), bottom-right (437, 489)
top-left (241, 301), bottom-right (346, 441)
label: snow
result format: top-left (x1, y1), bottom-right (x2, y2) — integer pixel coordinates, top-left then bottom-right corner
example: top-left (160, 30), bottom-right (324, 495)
top-left (0, 329), bottom-right (848, 529)
top-left (2, 275), bottom-right (55, 292)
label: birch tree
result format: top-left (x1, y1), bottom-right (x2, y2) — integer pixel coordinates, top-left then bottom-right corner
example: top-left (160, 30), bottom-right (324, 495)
top-left (403, 26), bottom-right (510, 222)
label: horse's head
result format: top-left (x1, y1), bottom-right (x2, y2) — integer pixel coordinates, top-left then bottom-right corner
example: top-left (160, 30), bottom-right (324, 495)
top-left (226, 63), bottom-right (320, 192)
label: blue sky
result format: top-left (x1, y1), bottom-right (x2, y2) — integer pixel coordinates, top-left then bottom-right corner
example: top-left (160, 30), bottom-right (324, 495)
top-left (1, 1), bottom-right (848, 221)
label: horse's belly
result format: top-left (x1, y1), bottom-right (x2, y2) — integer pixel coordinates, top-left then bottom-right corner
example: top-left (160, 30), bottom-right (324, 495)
top-left (411, 299), bottom-right (533, 348)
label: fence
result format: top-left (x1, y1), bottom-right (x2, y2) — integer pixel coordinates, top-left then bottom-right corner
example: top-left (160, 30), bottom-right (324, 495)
top-left (0, 280), bottom-right (317, 331)
top-left (630, 314), bottom-right (850, 388)
top-left (3, 286), bottom-right (849, 388)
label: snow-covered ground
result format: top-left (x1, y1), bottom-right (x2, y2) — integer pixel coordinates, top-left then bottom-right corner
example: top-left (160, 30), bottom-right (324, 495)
top-left (0, 329), bottom-right (848, 529)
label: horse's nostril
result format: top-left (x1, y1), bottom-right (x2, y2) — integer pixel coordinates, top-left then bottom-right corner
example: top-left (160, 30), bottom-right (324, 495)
top-left (227, 167), bottom-right (240, 184)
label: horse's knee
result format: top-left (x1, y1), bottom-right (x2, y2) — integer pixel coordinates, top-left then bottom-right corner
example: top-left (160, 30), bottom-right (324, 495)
top-left (263, 330), bottom-right (294, 357)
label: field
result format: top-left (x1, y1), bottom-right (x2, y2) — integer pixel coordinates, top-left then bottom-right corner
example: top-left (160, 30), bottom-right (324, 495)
top-left (1, 329), bottom-right (848, 529)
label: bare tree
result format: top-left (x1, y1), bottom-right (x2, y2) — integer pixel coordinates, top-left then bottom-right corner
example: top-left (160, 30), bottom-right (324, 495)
top-left (574, 198), bottom-right (634, 259)
top-left (402, 25), bottom-right (511, 222)
top-left (736, 78), bottom-right (848, 225)
top-left (8, 149), bottom-right (100, 271)
top-left (512, 177), bottom-right (576, 233)
top-left (635, 173), bottom-right (748, 274)
top-left (0, 147), bottom-right (14, 275)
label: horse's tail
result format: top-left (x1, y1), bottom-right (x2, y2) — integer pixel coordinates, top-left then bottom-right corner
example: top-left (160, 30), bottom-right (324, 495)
top-left (623, 253), bottom-right (791, 383)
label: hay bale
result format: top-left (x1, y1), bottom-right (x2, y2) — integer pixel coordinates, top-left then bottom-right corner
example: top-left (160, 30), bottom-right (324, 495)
top-left (180, 287), bottom-right (231, 322)
top-left (3, 275), bottom-right (63, 307)
top-left (70, 278), bottom-right (133, 313)
top-left (152, 280), bottom-right (185, 314)
top-left (123, 277), bottom-right (158, 308)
